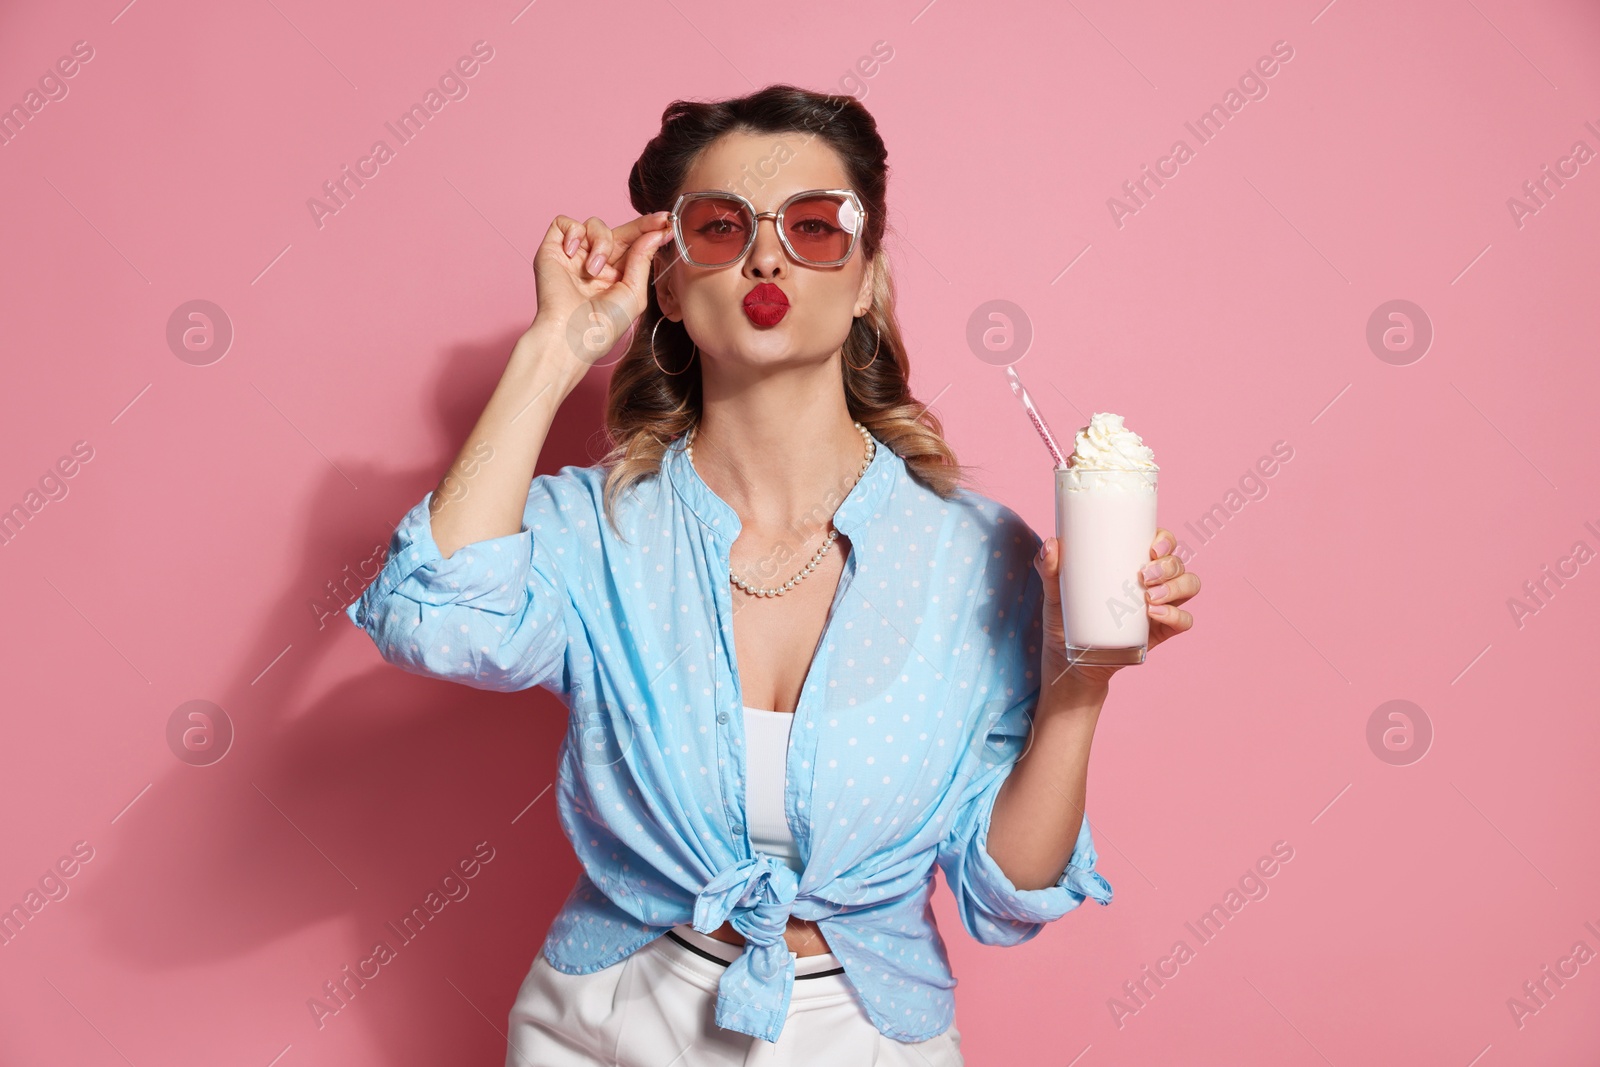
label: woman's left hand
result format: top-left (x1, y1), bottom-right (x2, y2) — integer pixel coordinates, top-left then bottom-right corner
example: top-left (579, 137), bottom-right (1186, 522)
top-left (1035, 526), bottom-right (1200, 690)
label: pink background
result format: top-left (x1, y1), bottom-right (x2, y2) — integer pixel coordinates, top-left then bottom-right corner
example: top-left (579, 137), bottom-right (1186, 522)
top-left (2, 0), bottom-right (1598, 1063)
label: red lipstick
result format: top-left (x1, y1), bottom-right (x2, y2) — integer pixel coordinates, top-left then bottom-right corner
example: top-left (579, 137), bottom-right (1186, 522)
top-left (742, 283), bottom-right (789, 327)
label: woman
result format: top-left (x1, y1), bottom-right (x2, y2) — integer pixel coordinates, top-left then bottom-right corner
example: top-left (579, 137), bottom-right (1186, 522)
top-left (346, 84), bottom-right (1199, 1066)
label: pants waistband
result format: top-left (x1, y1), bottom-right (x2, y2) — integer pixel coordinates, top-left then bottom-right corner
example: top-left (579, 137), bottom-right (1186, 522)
top-left (665, 923), bottom-right (845, 979)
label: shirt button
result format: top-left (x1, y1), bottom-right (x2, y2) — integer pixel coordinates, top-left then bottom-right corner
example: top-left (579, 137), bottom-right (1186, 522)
top-left (717, 711), bottom-right (728, 724)
top-left (732, 823), bottom-right (744, 836)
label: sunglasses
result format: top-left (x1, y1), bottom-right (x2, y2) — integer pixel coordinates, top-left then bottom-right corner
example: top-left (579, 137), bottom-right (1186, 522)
top-left (666, 188), bottom-right (867, 269)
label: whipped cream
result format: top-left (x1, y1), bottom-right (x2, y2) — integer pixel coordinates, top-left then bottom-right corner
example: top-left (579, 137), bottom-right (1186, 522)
top-left (1065, 412), bottom-right (1158, 470)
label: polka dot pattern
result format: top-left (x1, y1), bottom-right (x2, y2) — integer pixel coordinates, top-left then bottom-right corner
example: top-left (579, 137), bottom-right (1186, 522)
top-left (343, 433), bottom-right (1113, 1045)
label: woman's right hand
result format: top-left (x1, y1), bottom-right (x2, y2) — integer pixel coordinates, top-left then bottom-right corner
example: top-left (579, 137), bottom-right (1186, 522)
top-left (526, 211), bottom-right (676, 374)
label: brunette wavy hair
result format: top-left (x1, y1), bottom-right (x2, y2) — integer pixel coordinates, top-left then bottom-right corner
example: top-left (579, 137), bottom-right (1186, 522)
top-left (597, 83), bottom-right (974, 534)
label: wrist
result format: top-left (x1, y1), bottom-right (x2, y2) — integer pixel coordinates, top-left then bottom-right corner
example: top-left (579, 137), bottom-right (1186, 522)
top-left (1040, 660), bottom-right (1111, 712)
top-left (508, 322), bottom-right (588, 393)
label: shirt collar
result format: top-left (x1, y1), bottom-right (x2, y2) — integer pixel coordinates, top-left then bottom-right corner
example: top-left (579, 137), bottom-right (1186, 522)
top-left (662, 425), bottom-right (901, 543)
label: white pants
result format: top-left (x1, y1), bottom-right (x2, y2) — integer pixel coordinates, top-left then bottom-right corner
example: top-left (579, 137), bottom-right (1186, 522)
top-left (505, 924), bottom-right (964, 1066)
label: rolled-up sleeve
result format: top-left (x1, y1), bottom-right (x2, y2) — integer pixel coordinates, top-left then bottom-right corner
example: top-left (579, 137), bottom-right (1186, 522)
top-left (345, 480), bottom-right (582, 695)
top-left (935, 513), bottom-right (1113, 946)
top-left (937, 749), bottom-right (1113, 946)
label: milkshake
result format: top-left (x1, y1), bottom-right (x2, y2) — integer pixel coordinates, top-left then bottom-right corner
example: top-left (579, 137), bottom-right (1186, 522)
top-left (1055, 413), bottom-right (1159, 665)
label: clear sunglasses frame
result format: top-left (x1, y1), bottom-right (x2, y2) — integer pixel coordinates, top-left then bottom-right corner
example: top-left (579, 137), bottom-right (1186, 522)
top-left (666, 188), bottom-right (867, 269)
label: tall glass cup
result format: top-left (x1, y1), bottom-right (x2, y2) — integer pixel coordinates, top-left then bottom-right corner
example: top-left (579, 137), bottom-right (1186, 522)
top-left (1055, 466), bottom-right (1159, 665)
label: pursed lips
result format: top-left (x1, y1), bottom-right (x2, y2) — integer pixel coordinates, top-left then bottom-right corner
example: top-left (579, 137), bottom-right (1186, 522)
top-left (743, 284), bottom-right (789, 324)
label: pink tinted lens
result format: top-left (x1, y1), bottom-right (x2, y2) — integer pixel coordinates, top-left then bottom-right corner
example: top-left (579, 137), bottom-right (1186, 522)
top-left (783, 195), bottom-right (855, 263)
top-left (679, 196), bottom-right (752, 265)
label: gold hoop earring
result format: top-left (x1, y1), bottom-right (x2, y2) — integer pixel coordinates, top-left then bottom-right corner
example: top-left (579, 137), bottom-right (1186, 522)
top-left (651, 316), bottom-right (698, 377)
top-left (844, 320), bottom-right (880, 372)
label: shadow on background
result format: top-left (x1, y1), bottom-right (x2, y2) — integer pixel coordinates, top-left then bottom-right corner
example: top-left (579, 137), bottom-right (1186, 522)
top-left (78, 333), bottom-right (613, 1064)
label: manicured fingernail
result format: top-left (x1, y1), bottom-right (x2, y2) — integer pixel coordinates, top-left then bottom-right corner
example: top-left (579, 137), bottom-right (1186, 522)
top-left (1142, 562), bottom-right (1163, 582)
top-left (1149, 603), bottom-right (1170, 617)
top-left (1037, 540), bottom-right (1048, 561)
top-left (1146, 583), bottom-right (1168, 602)
top-left (587, 253), bottom-right (605, 274)
top-left (1154, 536), bottom-right (1173, 556)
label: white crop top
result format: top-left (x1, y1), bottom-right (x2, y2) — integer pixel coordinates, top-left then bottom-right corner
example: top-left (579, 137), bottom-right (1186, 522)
top-left (742, 707), bottom-right (803, 873)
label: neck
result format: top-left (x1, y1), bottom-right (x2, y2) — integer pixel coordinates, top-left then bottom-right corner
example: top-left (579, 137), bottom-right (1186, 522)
top-left (690, 371), bottom-right (868, 536)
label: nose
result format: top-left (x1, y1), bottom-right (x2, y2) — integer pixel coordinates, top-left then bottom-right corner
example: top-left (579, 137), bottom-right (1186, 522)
top-left (744, 212), bottom-right (787, 279)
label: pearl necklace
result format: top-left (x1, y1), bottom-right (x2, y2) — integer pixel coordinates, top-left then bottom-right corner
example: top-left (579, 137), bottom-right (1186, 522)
top-left (685, 421), bottom-right (876, 599)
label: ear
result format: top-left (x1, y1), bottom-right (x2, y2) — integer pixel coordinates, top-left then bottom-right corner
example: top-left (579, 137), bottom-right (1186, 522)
top-left (653, 249), bottom-right (682, 322)
top-left (853, 252), bottom-right (876, 316)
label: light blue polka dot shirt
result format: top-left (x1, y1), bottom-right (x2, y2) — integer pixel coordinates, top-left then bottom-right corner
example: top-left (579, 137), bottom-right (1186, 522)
top-left (345, 429), bottom-right (1112, 1044)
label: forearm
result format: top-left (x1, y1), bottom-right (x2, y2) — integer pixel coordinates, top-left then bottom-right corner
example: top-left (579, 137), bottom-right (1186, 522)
top-left (430, 324), bottom-right (583, 559)
top-left (984, 672), bottom-right (1108, 891)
